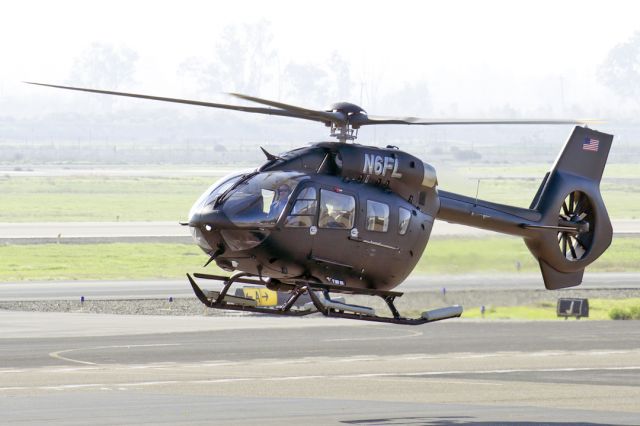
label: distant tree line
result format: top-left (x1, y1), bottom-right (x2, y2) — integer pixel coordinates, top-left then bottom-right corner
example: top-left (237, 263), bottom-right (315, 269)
top-left (3, 22), bottom-right (640, 166)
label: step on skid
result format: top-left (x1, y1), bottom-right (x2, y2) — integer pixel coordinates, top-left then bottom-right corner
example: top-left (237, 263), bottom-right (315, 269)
top-left (187, 272), bottom-right (463, 325)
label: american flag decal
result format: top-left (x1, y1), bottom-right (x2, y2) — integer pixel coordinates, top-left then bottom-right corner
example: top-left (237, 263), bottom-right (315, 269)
top-left (583, 137), bottom-right (599, 152)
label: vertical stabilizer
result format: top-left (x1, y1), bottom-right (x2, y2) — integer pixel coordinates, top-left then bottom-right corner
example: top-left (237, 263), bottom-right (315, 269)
top-left (526, 126), bottom-right (613, 290)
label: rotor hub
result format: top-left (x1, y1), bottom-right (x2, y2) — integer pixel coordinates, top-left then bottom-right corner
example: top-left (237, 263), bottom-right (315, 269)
top-left (327, 102), bottom-right (366, 116)
top-left (326, 102), bottom-right (367, 142)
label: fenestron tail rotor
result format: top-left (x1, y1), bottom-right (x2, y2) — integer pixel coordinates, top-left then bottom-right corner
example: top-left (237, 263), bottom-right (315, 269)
top-left (557, 191), bottom-right (594, 261)
top-left (25, 81), bottom-right (597, 143)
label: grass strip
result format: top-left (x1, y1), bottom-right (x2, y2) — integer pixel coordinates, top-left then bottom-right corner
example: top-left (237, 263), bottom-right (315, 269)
top-left (416, 235), bottom-right (640, 274)
top-left (0, 243), bottom-right (220, 281)
top-left (0, 176), bottom-right (220, 222)
top-left (0, 236), bottom-right (638, 282)
top-left (462, 298), bottom-right (640, 320)
top-left (1, 171), bottom-right (638, 222)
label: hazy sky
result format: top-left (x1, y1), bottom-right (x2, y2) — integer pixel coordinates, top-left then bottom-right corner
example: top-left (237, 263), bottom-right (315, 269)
top-left (3, 0), bottom-right (640, 117)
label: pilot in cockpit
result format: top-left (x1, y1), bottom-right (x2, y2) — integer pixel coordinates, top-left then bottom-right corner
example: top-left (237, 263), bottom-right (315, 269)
top-left (269, 183), bottom-right (291, 217)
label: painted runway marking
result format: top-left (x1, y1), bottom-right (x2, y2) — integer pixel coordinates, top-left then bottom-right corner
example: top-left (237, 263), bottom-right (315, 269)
top-left (1, 366), bottom-right (639, 393)
top-left (27, 348), bottom-right (640, 371)
top-left (49, 343), bottom-right (182, 365)
top-left (323, 327), bottom-right (423, 342)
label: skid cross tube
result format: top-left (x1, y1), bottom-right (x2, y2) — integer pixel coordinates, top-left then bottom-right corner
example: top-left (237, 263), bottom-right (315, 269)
top-left (214, 271), bottom-right (249, 305)
top-left (384, 296), bottom-right (401, 319)
top-left (281, 286), bottom-right (307, 312)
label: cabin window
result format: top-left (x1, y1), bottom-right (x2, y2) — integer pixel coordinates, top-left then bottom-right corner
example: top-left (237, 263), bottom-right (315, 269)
top-left (399, 207), bottom-right (411, 235)
top-left (285, 186), bottom-right (317, 227)
top-left (366, 200), bottom-right (389, 232)
top-left (318, 189), bottom-right (355, 229)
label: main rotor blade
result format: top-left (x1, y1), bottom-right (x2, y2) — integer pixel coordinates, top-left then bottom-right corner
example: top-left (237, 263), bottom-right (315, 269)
top-left (355, 115), bottom-right (597, 127)
top-left (27, 82), bottom-right (599, 131)
top-left (24, 82), bottom-right (322, 123)
top-left (229, 92), bottom-right (347, 125)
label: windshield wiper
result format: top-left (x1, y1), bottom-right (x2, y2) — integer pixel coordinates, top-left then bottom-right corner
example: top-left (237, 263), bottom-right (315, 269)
top-left (214, 171), bottom-right (259, 208)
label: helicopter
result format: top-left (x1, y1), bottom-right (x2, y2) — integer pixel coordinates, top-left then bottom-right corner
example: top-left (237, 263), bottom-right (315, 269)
top-left (27, 82), bottom-right (613, 325)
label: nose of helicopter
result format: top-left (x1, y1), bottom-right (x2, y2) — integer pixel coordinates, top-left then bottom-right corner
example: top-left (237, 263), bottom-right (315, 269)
top-left (188, 205), bottom-right (237, 230)
top-left (188, 207), bottom-right (236, 252)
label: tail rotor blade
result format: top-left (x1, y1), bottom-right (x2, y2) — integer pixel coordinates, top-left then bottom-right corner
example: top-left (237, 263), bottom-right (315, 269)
top-left (568, 236), bottom-right (578, 259)
top-left (569, 192), bottom-right (575, 214)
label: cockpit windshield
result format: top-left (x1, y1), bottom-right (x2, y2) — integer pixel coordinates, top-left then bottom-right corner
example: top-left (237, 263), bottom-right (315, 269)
top-left (221, 171), bottom-right (306, 228)
top-left (188, 170), bottom-right (246, 220)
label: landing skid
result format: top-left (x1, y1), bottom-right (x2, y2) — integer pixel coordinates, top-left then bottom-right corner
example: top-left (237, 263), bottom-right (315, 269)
top-left (187, 273), bottom-right (463, 325)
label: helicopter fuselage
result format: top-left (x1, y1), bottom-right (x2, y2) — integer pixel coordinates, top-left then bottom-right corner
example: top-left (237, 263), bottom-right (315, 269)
top-left (188, 142), bottom-right (440, 291)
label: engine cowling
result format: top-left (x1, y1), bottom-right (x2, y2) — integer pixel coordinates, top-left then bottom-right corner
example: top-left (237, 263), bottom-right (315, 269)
top-left (335, 144), bottom-right (437, 204)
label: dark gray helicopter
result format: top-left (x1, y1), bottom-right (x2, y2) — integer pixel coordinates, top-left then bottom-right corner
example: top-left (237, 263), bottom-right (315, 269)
top-left (28, 82), bottom-right (613, 325)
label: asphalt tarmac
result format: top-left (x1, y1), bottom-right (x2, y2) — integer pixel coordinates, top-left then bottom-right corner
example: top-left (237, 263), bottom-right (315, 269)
top-left (1, 312), bottom-right (639, 425)
top-left (1, 204), bottom-right (639, 423)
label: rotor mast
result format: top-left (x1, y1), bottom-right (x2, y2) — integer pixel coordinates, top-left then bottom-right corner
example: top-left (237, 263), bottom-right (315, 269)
top-left (329, 122), bottom-right (358, 143)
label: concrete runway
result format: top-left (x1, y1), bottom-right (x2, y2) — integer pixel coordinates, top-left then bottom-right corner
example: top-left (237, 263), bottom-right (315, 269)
top-left (1, 311), bottom-right (639, 424)
top-left (2, 219), bottom-right (640, 240)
